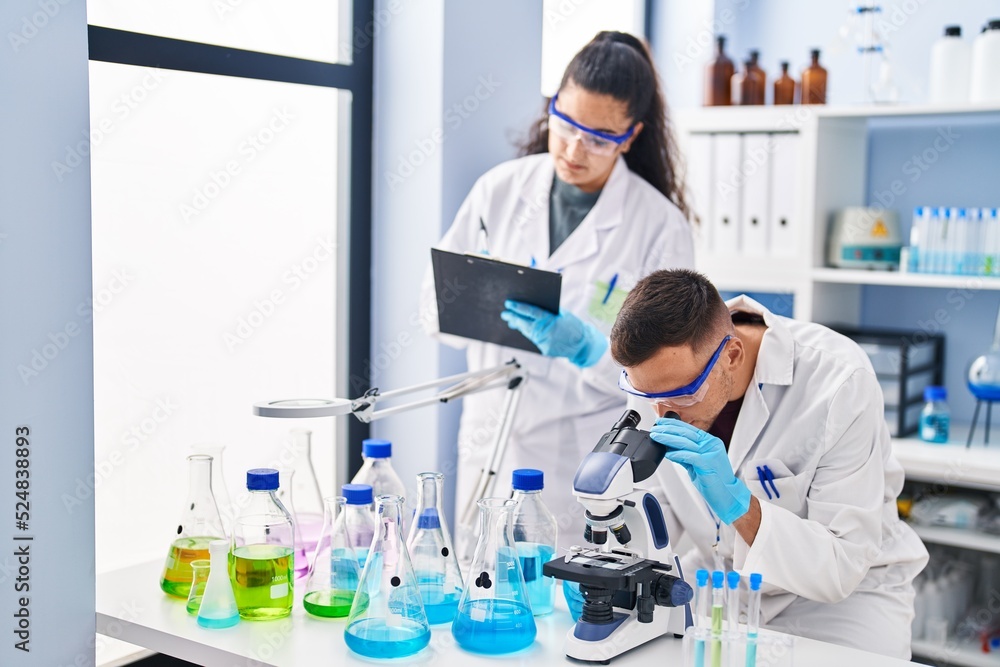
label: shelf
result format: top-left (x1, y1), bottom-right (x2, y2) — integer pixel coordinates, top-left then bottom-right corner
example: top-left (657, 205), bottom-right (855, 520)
top-left (912, 636), bottom-right (999, 667)
top-left (677, 103), bottom-right (1000, 134)
top-left (893, 433), bottom-right (1000, 493)
top-left (910, 524), bottom-right (1000, 555)
top-left (812, 268), bottom-right (1000, 290)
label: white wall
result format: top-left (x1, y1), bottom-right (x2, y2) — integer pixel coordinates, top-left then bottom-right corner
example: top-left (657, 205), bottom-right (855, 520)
top-left (0, 1), bottom-right (95, 664)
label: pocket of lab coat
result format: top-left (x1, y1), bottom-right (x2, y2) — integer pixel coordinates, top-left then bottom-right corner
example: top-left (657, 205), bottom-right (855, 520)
top-left (744, 458), bottom-right (807, 516)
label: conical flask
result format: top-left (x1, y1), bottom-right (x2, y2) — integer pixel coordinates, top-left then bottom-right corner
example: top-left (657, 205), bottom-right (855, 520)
top-left (160, 454), bottom-right (226, 598)
top-left (287, 429), bottom-right (325, 577)
top-left (303, 496), bottom-right (360, 618)
top-left (197, 539), bottom-right (239, 629)
top-left (190, 443), bottom-right (235, 534)
top-left (406, 472), bottom-right (463, 624)
top-left (185, 559), bottom-right (210, 615)
top-left (451, 498), bottom-right (536, 654)
top-left (345, 495), bottom-right (430, 659)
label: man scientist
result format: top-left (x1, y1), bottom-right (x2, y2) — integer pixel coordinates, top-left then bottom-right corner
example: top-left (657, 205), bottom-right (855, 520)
top-left (609, 269), bottom-right (928, 659)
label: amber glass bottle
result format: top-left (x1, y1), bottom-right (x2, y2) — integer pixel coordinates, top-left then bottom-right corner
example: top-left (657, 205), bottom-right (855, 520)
top-left (746, 50), bottom-right (767, 105)
top-left (774, 61), bottom-right (795, 105)
top-left (801, 49), bottom-right (827, 104)
top-left (704, 35), bottom-right (735, 106)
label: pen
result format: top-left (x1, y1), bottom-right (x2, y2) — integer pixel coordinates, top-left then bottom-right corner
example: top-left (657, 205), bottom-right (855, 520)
top-left (756, 467), bottom-right (772, 500)
top-left (479, 217), bottom-right (491, 255)
top-left (763, 465), bottom-right (780, 499)
top-left (602, 273), bottom-right (619, 304)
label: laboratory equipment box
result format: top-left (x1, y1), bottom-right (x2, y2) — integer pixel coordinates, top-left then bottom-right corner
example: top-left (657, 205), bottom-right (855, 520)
top-left (831, 326), bottom-right (945, 437)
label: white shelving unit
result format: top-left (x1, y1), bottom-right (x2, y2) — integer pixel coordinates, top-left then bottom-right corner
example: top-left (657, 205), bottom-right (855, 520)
top-left (676, 104), bottom-right (1000, 667)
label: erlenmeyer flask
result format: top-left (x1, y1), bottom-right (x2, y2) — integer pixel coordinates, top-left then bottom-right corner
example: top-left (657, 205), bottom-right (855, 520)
top-left (345, 495), bottom-right (430, 659)
top-left (160, 455), bottom-right (226, 598)
top-left (288, 429), bottom-right (325, 577)
top-left (341, 484), bottom-right (377, 567)
top-left (185, 559), bottom-right (210, 615)
top-left (452, 498), bottom-right (536, 653)
top-left (303, 496), bottom-right (360, 618)
top-left (197, 539), bottom-right (239, 629)
top-left (274, 467), bottom-right (308, 579)
top-left (190, 443), bottom-right (235, 534)
top-left (407, 472), bottom-right (463, 624)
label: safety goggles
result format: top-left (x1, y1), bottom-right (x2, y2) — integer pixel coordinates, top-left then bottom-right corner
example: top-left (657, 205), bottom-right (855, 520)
top-left (618, 335), bottom-right (732, 409)
top-left (547, 93), bottom-right (636, 157)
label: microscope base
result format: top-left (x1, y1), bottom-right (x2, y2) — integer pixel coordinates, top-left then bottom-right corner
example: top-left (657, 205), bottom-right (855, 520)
top-left (564, 607), bottom-right (686, 663)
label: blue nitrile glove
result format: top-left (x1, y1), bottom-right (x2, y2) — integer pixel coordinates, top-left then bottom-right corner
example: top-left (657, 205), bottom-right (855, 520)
top-left (650, 418), bottom-right (751, 525)
top-left (500, 300), bottom-right (608, 368)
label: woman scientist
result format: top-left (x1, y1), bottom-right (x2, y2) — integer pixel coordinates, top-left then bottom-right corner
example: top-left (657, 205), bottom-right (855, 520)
top-left (421, 31), bottom-right (694, 545)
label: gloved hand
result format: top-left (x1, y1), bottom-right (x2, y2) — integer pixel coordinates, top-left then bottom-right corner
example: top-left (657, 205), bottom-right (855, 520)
top-left (650, 418), bottom-right (751, 525)
top-left (500, 300), bottom-right (608, 368)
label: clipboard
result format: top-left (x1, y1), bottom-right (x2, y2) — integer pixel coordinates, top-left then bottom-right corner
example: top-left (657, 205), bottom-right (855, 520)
top-left (431, 248), bottom-right (562, 353)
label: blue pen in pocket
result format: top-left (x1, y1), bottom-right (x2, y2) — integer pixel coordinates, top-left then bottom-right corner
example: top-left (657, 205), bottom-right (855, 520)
top-left (755, 466), bottom-right (772, 500)
top-left (763, 465), bottom-right (780, 499)
top-left (602, 273), bottom-right (619, 304)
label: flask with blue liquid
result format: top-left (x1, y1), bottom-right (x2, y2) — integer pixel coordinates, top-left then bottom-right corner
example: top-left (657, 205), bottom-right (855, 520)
top-left (407, 472), bottom-right (463, 624)
top-left (510, 469), bottom-right (557, 617)
top-left (920, 386), bottom-right (950, 444)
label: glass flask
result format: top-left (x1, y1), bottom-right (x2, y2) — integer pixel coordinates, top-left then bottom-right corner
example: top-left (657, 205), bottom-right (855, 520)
top-left (190, 443), bottom-right (234, 534)
top-left (341, 483), bottom-right (377, 567)
top-left (185, 559), bottom-right (210, 615)
top-left (230, 468), bottom-right (295, 620)
top-left (511, 469), bottom-right (557, 616)
top-left (351, 438), bottom-right (411, 533)
top-left (969, 306), bottom-right (1000, 401)
top-left (303, 496), bottom-right (360, 618)
top-left (345, 495), bottom-right (430, 659)
top-left (451, 498), bottom-right (536, 654)
top-left (287, 429), bottom-right (325, 578)
top-left (159, 454), bottom-right (226, 598)
top-left (197, 539), bottom-right (239, 629)
top-left (407, 472), bottom-right (463, 624)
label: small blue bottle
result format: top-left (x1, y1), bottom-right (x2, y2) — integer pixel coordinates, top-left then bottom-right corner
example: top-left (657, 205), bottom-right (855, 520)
top-left (919, 386), bottom-right (950, 444)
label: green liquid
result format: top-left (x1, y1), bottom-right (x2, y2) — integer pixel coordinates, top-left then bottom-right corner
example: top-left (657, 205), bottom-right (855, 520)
top-left (303, 590), bottom-right (354, 618)
top-left (711, 604), bottom-right (723, 667)
top-left (160, 536), bottom-right (219, 599)
top-left (229, 545), bottom-right (294, 620)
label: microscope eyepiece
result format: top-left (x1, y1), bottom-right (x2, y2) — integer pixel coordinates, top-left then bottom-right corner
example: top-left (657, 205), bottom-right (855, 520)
top-left (613, 409), bottom-right (642, 431)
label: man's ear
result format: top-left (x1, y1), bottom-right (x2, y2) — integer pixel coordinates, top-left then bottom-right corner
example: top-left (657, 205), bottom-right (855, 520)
top-left (725, 337), bottom-right (744, 370)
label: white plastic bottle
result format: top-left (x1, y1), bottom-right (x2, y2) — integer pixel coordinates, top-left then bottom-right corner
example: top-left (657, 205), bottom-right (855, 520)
top-left (930, 26), bottom-right (972, 105)
top-left (971, 20), bottom-right (1000, 103)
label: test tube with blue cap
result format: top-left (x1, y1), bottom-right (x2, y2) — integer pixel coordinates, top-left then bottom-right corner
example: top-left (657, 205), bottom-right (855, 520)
top-left (693, 569), bottom-right (710, 667)
top-left (746, 573), bottom-right (762, 667)
top-left (726, 571), bottom-right (740, 635)
top-left (711, 570), bottom-right (725, 667)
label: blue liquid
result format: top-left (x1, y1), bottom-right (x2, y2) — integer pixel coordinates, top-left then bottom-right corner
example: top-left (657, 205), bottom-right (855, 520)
top-left (331, 548), bottom-right (360, 591)
top-left (563, 579), bottom-right (584, 622)
top-left (452, 599), bottom-right (536, 654)
top-left (344, 618), bottom-right (430, 658)
top-left (197, 614), bottom-right (239, 629)
top-left (415, 570), bottom-right (461, 624)
top-left (518, 544), bottom-right (555, 616)
top-left (695, 638), bottom-right (706, 667)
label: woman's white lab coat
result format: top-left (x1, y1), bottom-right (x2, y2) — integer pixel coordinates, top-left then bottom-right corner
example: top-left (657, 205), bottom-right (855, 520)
top-left (421, 153), bottom-right (693, 546)
top-left (638, 296), bottom-right (929, 659)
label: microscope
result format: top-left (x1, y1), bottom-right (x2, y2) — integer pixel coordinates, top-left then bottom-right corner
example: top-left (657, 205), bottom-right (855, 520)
top-left (543, 409), bottom-right (693, 663)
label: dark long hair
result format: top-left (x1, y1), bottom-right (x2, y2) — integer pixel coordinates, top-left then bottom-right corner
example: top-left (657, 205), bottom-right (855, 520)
top-left (519, 31), bottom-right (689, 219)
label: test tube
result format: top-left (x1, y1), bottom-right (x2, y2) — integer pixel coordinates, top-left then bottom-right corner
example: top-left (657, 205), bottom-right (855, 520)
top-left (726, 571), bottom-right (740, 635)
top-left (694, 569), bottom-right (710, 667)
top-left (746, 573), bottom-right (762, 667)
top-left (711, 570), bottom-right (725, 667)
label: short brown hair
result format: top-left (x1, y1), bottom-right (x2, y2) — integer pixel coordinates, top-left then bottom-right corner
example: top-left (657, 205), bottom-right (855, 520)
top-left (610, 269), bottom-right (732, 367)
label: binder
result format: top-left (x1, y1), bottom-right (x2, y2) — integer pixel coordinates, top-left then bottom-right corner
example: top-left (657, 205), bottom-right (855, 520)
top-left (741, 134), bottom-right (771, 256)
top-left (769, 133), bottom-right (799, 257)
top-left (712, 134), bottom-right (742, 254)
top-left (686, 133), bottom-right (714, 251)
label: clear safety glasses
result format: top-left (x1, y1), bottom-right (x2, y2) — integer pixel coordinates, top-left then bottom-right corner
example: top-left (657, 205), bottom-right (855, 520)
top-left (547, 93), bottom-right (636, 157)
top-left (618, 336), bottom-right (732, 409)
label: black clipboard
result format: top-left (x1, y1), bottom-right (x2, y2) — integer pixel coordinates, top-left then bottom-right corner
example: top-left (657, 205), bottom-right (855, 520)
top-left (431, 248), bottom-right (562, 352)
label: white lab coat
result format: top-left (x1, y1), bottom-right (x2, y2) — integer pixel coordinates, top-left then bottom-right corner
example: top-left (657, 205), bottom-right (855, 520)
top-left (637, 296), bottom-right (928, 660)
top-left (420, 153), bottom-right (694, 548)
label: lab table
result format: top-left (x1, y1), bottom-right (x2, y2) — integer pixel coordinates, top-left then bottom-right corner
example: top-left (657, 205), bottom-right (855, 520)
top-left (97, 560), bottom-right (923, 666)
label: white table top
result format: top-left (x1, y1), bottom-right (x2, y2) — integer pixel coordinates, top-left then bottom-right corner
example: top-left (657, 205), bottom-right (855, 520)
top-left (97, 560), bottom-right (921, 667)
